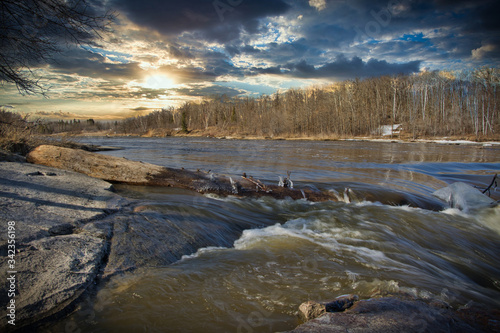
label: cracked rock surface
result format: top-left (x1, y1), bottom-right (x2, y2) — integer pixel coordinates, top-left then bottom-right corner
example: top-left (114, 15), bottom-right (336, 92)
top-left (0, 161), bottom-right (126, 330)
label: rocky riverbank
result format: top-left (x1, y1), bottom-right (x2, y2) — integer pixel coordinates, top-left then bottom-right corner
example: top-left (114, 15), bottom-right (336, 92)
top-left (290, 294), bottom-right (500, 332)
top-left (0, 159), bottom-right (125, 330)
top-left (0, 157), bottom-right (280, 330)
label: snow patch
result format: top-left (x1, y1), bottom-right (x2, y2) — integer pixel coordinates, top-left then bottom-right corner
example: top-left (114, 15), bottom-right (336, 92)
top-left (375, 124), bottom-right (402, 136)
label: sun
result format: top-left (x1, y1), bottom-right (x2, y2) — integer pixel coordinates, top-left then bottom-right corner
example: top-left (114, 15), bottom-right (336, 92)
top-left (142, 75), bottom-right (177, 89)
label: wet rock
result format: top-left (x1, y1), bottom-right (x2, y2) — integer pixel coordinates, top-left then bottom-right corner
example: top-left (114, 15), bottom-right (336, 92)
top-left (290, 296), bottom-right (493, 333)
top-left (457, 301), bottom-right (500, 332)
top-left (325, 294), bottom-right (359, 312)
top-left (299, 301), bottom-right (327, 321)
top-left (102, 207), bottom-right (263, 277)
top-left (299, 294), bottom-right (359, 321)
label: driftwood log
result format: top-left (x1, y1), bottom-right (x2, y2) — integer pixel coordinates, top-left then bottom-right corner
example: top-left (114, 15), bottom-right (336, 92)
top-left (26, 145), bottom-right (445, 210)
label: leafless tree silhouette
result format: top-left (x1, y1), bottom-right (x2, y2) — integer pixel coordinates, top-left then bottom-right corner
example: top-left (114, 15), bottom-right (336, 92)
top-left (0, 0), bottom-right (114, 95)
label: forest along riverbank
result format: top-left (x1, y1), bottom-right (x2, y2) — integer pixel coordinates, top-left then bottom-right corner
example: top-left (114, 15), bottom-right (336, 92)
top-left (1, 138), bottom-right (500, 332)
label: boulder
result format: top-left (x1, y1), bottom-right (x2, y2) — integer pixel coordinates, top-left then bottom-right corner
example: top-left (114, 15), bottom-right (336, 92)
top-left (299, 294), bottom-right (359, 321)
top-left (26, 144), bottom-right (166, 184)
top-left (299, 301), bottom-right (327, 322)
top-left (0, 161), bottom-right (124, 330)
top-left (289, 296), bottom-right (498, 333)
top-left (1, 234), bottom-right (106, 329)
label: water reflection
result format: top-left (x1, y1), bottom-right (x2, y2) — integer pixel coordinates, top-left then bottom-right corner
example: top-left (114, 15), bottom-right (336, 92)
top-left (79, 137), bottom-right (500, 196)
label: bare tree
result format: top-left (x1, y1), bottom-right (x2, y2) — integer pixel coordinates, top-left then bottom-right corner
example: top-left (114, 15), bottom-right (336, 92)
top-left (0, 0), bottom-right (114, 95)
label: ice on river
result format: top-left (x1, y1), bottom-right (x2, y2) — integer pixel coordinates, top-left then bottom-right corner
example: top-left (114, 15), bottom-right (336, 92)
top-left (433, 182), bottom-right (498, 213)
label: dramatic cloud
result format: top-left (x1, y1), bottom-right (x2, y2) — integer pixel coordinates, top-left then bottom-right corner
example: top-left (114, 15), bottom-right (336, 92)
top-left (472, 44), bottom-right (500, 60)
top-left (288, 56), bottom-right (421, 79)
top-left (49, 47), bottom-right (141, 80)
top-left (1, 0), bottom-right (499, 119)
top-left (110, 0), bottom-right (290, 42)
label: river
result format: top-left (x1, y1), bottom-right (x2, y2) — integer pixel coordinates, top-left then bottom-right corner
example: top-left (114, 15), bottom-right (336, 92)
top-left (48, 137), bottom-right (500, 333)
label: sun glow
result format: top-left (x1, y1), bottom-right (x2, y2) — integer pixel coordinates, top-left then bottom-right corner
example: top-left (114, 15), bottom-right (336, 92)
top-left (142, 75), bottom-right (177, 89)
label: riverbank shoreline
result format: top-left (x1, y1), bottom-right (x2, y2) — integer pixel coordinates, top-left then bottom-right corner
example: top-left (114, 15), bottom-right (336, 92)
top-left (51, 129), bottom-right (500, 146)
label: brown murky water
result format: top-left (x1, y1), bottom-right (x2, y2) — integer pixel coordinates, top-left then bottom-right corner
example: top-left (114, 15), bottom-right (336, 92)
top-left (48, 138), bottom-right (500, 333)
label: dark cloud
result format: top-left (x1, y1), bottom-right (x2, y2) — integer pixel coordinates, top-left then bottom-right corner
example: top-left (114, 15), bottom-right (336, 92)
top-left (225, 44), bottom-right (261, 56)
top-left (168, 45), bottom-right (194, 59)
top-left (33, 110), bottom-right (81, 119)
top-left (254, 55), bottom-right (421, 80)
top-left (173, 84), bottom-right (243, 98)
top-left (131, 106), bottom-right (151, 112)
top-left (49, 47), bottom-right (141, 80)
top-left (110, 0), bottom-right (290, 42)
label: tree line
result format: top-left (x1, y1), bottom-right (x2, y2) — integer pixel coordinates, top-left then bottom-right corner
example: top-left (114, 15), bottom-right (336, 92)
top-left (3, 67), bottom-right (498, 141)
top-left (114, 68), bottom-right (499, 139)
top-left (35, 118), bottom-right (113, 134)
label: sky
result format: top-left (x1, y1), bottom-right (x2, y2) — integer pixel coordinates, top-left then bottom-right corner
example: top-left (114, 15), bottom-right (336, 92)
top-left (1, 0), bottom-right (499, 120)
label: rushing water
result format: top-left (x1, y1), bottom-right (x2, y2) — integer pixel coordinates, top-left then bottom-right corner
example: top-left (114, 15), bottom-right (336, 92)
top-left (49, 138), bottom-right (500, 333)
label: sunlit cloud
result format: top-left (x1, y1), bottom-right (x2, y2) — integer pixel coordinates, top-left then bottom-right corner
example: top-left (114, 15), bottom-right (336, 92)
top-left (1, 0), bottom-right (499, 120)
top-left (309, 0), bottom-right (327, 11)
top-left (472, 44), bottom-right (498, 60)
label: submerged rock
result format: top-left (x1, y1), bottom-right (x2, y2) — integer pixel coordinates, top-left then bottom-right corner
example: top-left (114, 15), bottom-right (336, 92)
top-left (102, 203), bottom-right (272, 277)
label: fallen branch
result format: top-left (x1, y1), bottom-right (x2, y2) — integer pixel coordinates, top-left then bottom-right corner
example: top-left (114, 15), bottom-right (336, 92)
top-left (242, 174), bottom-right (269, 192)
top-left (481, 174), bottom-right (497, 197)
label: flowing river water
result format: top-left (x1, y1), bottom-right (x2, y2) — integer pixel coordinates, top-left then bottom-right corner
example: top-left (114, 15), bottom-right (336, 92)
top-left (49, 138), bottom-right (500, 333)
